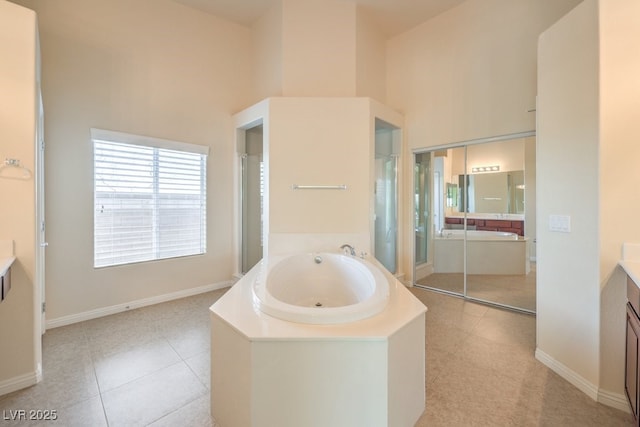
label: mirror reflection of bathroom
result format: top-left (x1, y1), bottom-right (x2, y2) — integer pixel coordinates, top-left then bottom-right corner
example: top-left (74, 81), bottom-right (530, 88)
top-left (374, 119), bottom-right (401, 274)
top-left (240, 125), bottom-right (264, 274)
top-left (413, 135), bottom-right (536, 313)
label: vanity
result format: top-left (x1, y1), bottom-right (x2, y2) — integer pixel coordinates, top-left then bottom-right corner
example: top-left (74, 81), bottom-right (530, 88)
top-left (0, 241), bottom-right (15, 303)
top-left (620, 243), bottom-right (640, 424)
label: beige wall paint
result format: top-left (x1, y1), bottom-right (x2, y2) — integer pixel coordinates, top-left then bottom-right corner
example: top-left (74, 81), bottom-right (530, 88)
top-left (0, 0), bottom-right (38, 390)
top-left (21, 0), bottom-right (251, 320)
top-left (249, 0), bottom-right (387, 103)
top-left (537, 0), bottom-right (600, 389)
top-left (387, 0), bottom-right (581, 284)
top-left (251, 1), bottom-right (283, 100)
top-left (599, 0), bottom-right (640, 397)
top-left (356, 8), bottom-right (387, 103)
top-left (268, 98), bottom-right (370, 235)
top-left (281, 0), bottom-right (357, 97)
top-left (450, 138), bottom-right (526, 176)
top-left (387, 0), bottom-right (581, 149)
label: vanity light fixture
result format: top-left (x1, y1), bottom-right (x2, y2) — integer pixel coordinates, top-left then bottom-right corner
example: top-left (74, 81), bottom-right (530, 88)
top-left (471, 165), bottom-right (500, 173)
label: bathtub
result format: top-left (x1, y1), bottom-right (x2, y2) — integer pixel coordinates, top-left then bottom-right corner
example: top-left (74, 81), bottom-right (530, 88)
top-left (434, 229), bottom-right (530, 275)
top-left (210, 249), bottom-right (427, 426)
top-left (252, 252), bottom-right (390, 324)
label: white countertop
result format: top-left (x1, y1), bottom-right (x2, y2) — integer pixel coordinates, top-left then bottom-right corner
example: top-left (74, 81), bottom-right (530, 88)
top-left (0, 240), bottom-right (14, 276)
top-left (619, 243), bottom-right (640, 285)
top-left (446, 214), bottom-right (525, 221)
top-left (0, 257), bottom-right (15, 276)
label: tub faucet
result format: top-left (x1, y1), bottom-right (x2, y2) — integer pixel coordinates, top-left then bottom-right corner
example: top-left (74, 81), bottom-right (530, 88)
top-left (340, 244), bottom-right (356, 256)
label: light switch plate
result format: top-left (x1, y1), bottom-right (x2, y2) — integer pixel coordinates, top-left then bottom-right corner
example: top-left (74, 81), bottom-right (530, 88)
top-left (549, 214), bottom-right (571, 233)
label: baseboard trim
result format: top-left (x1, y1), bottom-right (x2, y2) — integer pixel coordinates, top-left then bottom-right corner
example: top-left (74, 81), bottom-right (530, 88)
top-left (46, 281), bottom-right (234, 329)
top-left (0, 364), bottom-right (42, 397)
top-left (535, 348), bottom-right (631, 413)
top-left (598, 388), bottom-right (632, 413)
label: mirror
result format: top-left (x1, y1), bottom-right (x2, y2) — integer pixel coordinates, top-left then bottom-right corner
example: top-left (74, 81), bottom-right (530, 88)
top-left (456, 170), bottom-right (524, 214)
top-left (413, 134), bottom-right (536, 314)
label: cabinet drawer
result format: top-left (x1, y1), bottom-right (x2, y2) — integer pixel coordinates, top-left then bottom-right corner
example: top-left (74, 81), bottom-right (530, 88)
top-left (628, 276), bottom-right (640, 318)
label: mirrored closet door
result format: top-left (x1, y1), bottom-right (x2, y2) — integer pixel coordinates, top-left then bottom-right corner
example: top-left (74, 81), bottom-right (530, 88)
top-left (412, 134), bottom-right (536, 313)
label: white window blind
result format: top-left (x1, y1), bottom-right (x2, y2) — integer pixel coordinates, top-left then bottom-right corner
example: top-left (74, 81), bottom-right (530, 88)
top-left (92, 129), bottom-right (208, 268)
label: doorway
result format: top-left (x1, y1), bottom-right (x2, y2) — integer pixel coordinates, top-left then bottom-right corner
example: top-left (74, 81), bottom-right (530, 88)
top-left (413, 132), bottom-right (536, 313)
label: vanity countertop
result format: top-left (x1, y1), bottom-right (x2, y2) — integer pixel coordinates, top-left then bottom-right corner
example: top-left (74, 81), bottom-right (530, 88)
top-left (0, 240), bottom-right (14, 276)
top-left (619, 243), bottom-right (640, 285)
top-left (621, 260), bottom-right (640, 286)
top-left (446, 213), bottom-right (525, 221)
top-left (0, 257), bottom-right (15, 276)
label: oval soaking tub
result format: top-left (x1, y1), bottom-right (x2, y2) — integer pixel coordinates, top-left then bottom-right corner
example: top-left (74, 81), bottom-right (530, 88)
top-left (252, 253), bottom-right (390, 324)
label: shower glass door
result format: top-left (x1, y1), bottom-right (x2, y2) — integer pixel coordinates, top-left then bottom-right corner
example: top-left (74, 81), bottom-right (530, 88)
top-left (374, 152), bottom-right (397, 274)
top-left (413, 147), bottom-right (465, 295)
top-left (374, 120), bottom-right (400, 274)
top-left (241, 126), bottom-right (263, 274)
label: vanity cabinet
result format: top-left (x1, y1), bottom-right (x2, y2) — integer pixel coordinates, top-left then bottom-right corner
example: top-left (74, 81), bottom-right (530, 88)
top-left (0, 266), bottom-right (10, 302)
top-left (626, 275), bottom-right (640, 425)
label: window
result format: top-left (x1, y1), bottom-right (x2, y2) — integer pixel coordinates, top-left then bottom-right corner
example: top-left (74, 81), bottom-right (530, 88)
top-left (92, 129), bottom-right (208, 268)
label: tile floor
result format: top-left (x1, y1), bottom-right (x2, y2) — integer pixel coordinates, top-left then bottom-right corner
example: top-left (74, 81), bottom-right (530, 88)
top-left (0, 286), bottom-right (634, 426)
top-left (417, 262), bottom-right (537, 312)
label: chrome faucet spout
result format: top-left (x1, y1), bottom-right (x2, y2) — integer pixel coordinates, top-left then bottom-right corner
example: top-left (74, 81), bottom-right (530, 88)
top-left (340, 244), bottom-right (356, 256)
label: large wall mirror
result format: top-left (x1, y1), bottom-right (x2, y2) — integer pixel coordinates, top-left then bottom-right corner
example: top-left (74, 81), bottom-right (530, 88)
top-left (413, 133), bottom-right (536, 313)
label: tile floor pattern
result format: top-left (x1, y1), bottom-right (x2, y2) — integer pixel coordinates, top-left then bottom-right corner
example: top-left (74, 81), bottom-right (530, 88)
top-left (0, 286), bottom-right (634, 426)
top-left (417, 262), bottom-right (537, 312)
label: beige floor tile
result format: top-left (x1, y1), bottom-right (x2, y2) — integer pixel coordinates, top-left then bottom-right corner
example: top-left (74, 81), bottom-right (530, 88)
top-left (160, 318), bottom-right (210, 360)
top-left (1, 286), bottom-right (634, 427)
top-left (148, 394), bottom-right (216, 427)
top-left (185, 350), bottom-right (211, 389)
top-left (102, 362), bottom-right (207, 426)
top-left (93, 338), bottom-right (181, 392)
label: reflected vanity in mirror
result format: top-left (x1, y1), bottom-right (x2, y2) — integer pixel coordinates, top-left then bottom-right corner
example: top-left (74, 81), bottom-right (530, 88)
top-left (457, 170), bottom-right (524, 214)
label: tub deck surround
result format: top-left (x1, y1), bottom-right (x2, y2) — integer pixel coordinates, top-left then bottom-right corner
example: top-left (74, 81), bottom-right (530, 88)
top-left (433, 231), bottom-right (530, 275)
top-left (210, 254), bottom-right (427, 427)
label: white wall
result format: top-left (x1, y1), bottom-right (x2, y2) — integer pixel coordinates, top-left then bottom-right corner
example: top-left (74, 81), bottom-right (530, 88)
top-left (0, 0), bottom-right (39, 393)
top-left (537, 0), bottom-right (601, 393)
top-left (19, 0), bottom-right (252, 322)
top-left (387, 0), bottom-right (582, 282)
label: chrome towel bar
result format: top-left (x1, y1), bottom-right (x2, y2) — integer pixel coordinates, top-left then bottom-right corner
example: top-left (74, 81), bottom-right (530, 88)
top-left (292, 184), bottom-right (347, 190)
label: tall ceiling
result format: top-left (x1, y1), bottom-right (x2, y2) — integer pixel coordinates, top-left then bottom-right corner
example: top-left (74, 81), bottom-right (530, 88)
top-left (171, 0), bottom-right (466, 36)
